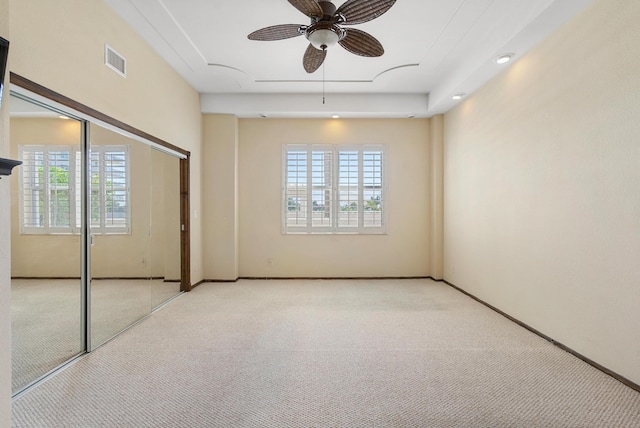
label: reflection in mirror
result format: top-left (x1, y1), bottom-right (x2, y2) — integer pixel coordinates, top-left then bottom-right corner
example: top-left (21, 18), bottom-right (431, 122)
top-left (9, 93), bottom-right (84, 393)
top-left (89, 123), bottom-right (153, 348)
top-left (150, 149), bottom-right (182, 308)
top-left (88, 125), bottom-right (183, 348)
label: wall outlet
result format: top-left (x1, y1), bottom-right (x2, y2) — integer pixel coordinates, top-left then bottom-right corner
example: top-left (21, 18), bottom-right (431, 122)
top-left (267, 258), bottom-right (273, 268)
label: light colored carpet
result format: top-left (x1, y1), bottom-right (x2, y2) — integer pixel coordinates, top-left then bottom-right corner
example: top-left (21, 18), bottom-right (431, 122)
top-left (11, 278), bottom-right (181, 392)
top-left (11, 279), bottom-right (83, 393)
top-left (11, 279), bottom-right (640, 427)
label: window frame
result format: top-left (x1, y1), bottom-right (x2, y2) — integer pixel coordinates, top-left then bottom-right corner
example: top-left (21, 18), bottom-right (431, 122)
top-left (89, 145), bottom-right (131, 234)
top-left (282, 144), bottom-right (386, 235)
top-left (19, 144), bottom-right (131, 235)
top-left (19, 145), bottom-right (79, 234)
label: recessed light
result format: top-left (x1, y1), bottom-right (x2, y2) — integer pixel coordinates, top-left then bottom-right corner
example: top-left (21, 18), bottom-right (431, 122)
top-left (58, 115), bottom-right (70, 120)
top-left (407, 114), bottom-right (416, 118)
top-left (259, 113), bottom-right (268, 118)
top-left (332, 115), bottom-right (340, 119)
top-left (452, 93), bottom-right (466, 100)
top-left (495, 53), bottom-right (514, 64)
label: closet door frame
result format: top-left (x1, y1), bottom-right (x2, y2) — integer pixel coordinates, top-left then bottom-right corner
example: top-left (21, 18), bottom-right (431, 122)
top-left (10, 73), bottom-right (193, 351)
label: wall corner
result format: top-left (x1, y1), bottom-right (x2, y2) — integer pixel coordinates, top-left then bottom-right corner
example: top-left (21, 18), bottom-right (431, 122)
top-left (430, 114), bottom-right (444, 280)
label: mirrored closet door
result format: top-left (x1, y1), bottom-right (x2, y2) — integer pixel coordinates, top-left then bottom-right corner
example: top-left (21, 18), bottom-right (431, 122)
top-left (9, 84), bottom-right (188, 395)
top-left (149, 149), bottom-right (182, 309)
top-left (89, 125), bottom-right (183, 349)
top-left (9, 95), bottom-right (85, 392)
top-left (88, 124), bottom-right (154, 348)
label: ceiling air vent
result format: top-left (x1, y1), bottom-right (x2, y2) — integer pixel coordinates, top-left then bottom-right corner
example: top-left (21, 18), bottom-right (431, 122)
top-left (105, 45), bottom-right (126, 77)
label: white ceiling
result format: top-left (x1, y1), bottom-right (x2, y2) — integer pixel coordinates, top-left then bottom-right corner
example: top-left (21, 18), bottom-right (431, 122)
top-left (105, 0), bottom-right (594, 118)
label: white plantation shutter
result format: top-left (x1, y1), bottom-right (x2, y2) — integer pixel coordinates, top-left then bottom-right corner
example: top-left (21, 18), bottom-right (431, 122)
top-left (283, 144), bottom-right (385, 234)
top-left (363, 149), bottom-right (384, 228)
top-left (47, 149), bottom-right (73, 229)
top-left (310, 147), bottom-right (333, 231)
top-left (337, 149), bottom-right (359, 230)
top-left (91, 146), bottom-right (130, 233)
top-left (74, 150), bottom-right (82, 229)
top-left (19, 145), bottom-right (78, 233)
top-left (20, 147), bottom-right (45, 230)
top-left (284, 146), bottom-right (309, 230)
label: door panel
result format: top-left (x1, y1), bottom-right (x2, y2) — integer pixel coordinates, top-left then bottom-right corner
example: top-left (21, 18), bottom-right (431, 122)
top-left (150, 149), bottom-right (182, 308)
top-left (89, 123), bottom-right (152, 349)
top-left (9, 94), bottom-right (84, 392)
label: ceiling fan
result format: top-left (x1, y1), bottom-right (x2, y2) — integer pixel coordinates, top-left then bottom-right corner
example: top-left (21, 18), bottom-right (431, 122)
top-left (248, 0), bottom-right (397, 73)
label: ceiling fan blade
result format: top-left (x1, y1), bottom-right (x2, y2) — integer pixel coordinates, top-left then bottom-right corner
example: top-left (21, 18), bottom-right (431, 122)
top-left (248, 24), bottom-right (303, 41)
top-left (303, 44), bottom-right (327, 73)
top-left (339, 28), bottom-right (384, 57)
top-left (288, 0), bottom-right (323, 19)
top-left (335, 0), bottom-right (396, 25)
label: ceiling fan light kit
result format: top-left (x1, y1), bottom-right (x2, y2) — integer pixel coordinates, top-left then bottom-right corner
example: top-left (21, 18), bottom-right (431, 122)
top-left (306, 23), bottom-right (344, 50)
top-left (248, 0), bottom-right (396, 73)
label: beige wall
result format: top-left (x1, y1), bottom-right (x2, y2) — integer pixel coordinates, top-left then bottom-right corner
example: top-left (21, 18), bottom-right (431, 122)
top-left (8, 0), bottom-right (203, 283)
top-left (235, 118), bottom-right (432, 278)
top-left (202, 114), bottom-right (239, 280)
top-left (0, 0), bottom-right (11, 422)
top-left (444, 0), bottom-right (640, 386)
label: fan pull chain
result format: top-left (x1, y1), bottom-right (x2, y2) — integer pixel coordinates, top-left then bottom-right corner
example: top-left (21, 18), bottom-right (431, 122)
top-left (322, 57), bottom-right (326, 105)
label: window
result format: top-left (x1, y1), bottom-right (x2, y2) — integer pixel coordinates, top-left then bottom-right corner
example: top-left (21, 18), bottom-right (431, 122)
top-left (90, 146), bottom-right (129, 233)
top-left (19, 145), bottom-right (130, 234)
top-left (283, 144), bottom-right (385, 234)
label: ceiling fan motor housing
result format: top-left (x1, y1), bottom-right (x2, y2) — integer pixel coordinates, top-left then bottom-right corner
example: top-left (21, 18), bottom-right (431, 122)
top-left (316, 1), bottom-right (338, 21)
top-left (306, 1), bottom-right (345, 50)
